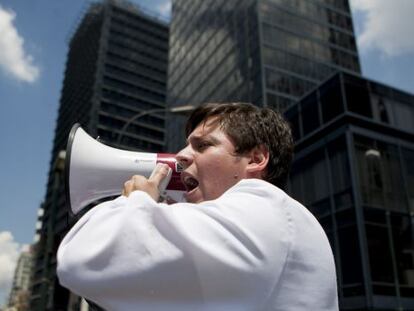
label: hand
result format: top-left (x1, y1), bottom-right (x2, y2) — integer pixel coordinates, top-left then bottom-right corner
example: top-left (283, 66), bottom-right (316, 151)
top-left (122, 163), bottom-right (171, 201)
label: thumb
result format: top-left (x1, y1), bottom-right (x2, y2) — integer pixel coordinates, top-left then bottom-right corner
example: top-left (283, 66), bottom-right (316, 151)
top-left (149, 163), bottom-right (172, 191)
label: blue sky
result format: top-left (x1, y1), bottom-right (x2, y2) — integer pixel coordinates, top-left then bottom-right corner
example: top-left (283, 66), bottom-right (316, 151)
top-left (0, 0), bottom-right (413, 306)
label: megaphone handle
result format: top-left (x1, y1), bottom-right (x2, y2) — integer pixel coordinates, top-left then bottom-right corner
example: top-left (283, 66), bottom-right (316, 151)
top-left (149, 166), bottom-right (172, 199)
top-left (159, 167), bottom-right (172, 193)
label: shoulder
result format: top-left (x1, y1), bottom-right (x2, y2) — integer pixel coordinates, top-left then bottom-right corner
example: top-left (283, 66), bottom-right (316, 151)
top-left (221, 178), bottom-right (295, 208)
top-left (208, 179), bottom-right (295, 243)
top-left (219, 178), bottom-right (330, 249)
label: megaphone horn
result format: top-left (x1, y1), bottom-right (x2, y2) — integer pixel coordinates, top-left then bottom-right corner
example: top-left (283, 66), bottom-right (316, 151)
top-left (65, 123), bottom-right (185, 215)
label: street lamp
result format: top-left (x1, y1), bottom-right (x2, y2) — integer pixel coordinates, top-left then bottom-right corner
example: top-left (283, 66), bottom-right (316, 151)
top-left (116, 105), bottom-right (195, 145)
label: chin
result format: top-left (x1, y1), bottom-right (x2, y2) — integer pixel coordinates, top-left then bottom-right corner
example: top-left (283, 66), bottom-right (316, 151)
top-left (192, 195), bottom-right (204, 204)
top-left (184, 190), bottom-right (203, 204)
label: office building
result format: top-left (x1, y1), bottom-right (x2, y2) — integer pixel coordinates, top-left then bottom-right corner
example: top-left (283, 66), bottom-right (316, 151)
top-left (285, 71), bottom-right (414, 310)
top-left (30, 1), bottom-right (169, 310)
top-left (167, 0), bottom-right (360, 149)
top-left (7, 247), bottom-right (33, 310)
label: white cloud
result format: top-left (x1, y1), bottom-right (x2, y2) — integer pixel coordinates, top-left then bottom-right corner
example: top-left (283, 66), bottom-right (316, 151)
top-left (0, 5), bottom-right (40, 83)
top-left (350, 0), bottom-right (414, 56)
top-left (0, 231), bottom-right (22, 307)
top-left (156, 0), bottom-right (171, 18)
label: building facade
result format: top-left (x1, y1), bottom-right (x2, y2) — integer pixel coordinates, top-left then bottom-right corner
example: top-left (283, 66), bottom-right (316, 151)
top-left (167, 0), bottom-right (360, 150)
top-left (30, 1), bottom-right (169, 310)
top-left (285, 72), bottom-right (414, 310)
top-left (7, 247), bottom-right (33, 311)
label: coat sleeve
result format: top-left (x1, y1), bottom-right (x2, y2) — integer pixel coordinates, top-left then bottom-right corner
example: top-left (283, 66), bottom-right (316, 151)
top-left (57, 181), bottom-right (292, 310)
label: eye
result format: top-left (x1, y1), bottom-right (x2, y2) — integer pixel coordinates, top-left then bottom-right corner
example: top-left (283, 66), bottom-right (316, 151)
top-left (195, 141), bottom-right (211, 151)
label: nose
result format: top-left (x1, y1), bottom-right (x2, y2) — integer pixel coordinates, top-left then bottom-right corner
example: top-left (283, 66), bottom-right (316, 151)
top-left (175, 145), bottom-right (193, 169)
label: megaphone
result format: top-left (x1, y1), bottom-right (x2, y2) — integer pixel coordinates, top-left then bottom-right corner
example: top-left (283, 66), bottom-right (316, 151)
top-left (65, 123), bottom-right (185, 215)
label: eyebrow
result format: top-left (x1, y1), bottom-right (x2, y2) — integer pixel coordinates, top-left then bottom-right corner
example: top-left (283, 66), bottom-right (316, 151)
top-left (186, 135), bottom-right (204, 145)
top-left (186, 134), bottom-right (219, 145)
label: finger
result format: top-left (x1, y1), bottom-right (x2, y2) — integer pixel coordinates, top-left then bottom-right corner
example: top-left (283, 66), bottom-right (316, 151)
top-left (122, 179), bottom-right (133, 197)
top-left (122, 180), bottom-right (130, 197)
top-left (149, 163), bottom-right (171, 187)
top-left (131, 175), bottom-right (146, 184)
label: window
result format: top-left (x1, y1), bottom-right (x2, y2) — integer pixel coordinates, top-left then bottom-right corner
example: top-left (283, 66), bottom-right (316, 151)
top-left (401, 148), bottom-right (414, 213)
top-left (319, 75), bottom-right (344, 123)
top-left (337, 220), bottom-right (365, 296)
top-left (300, 92), bottom-right (320, 135)
top-left (284, 104), bottom-right (301, 141)
top-left (393, 101), bottom-right (414, 132)
top-left (377, 141), bottom-right (408, 211)
top-left (327, 136), bottom-right (353, 210)
top-left (288, 166), bottom-right (304, 204)
top-left (345, 75), bottom-right (372, 118)
top-left (267, 93), bottom-right (293, 111)
top-left (354, 135), bottom-right (408, 212)
top-left (302, 149), bottom-right (330, 215)
top-left (263, 46), bottom-right (335, 82)
top-left (391, 214), bottom-right (414, 297)
top-left (355, 136), bottom-right (407, 211)
top-left (366, 224), bottom-right (396, 295)
top-left (371, 95), bottom-right (392, 124)
top-left (364, 208), bottom-right (386, 225)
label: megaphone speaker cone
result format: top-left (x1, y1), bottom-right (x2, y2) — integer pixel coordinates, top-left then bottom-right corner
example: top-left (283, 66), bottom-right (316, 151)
top-left (65, 124), bottom-right (185, 215)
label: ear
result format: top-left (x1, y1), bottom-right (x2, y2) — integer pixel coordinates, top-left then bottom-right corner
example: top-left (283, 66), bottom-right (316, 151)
top-left (245, 145), bottom-right (269, 177)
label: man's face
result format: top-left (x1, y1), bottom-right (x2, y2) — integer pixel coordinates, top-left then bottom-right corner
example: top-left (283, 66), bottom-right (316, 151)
top-left (176, 118), bottom-right (250, 203)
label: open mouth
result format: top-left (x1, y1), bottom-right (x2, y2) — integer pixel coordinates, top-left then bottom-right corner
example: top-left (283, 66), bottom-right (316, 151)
top-left (182, 175), bottom-right (199, 193)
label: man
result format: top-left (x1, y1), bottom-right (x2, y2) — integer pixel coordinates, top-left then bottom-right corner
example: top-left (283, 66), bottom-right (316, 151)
top-left (57, 103), bottom-right (338, 310)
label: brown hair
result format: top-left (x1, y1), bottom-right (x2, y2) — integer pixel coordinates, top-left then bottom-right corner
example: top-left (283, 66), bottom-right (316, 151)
top-left (185, 102), bottom-right (293, 188)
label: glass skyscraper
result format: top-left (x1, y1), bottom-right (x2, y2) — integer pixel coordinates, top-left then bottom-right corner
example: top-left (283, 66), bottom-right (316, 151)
top-left (285, 72), bottom-right (414, 310)
top-left (167, 0), bottom-right (360, 150)
top-left (30, 1), bottom-right (168, 310)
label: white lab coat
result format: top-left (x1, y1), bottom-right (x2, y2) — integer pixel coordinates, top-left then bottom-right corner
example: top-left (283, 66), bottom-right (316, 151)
top-left (57, 179), bottom-right (338, 311)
